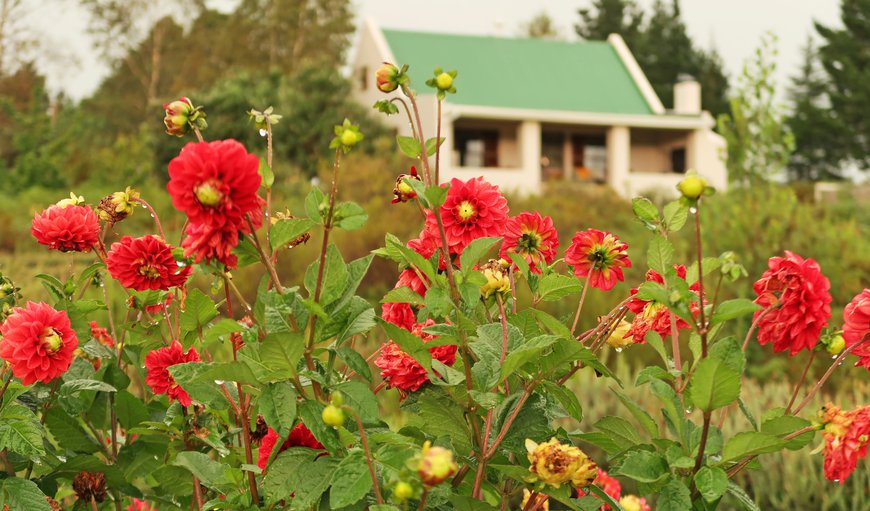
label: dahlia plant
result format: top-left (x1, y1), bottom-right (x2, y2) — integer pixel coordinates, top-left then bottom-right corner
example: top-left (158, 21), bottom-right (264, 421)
top-left (0, 62), bottom-right (867, 511)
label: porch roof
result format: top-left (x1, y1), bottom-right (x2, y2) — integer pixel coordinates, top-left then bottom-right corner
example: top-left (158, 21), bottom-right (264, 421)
top-left (382, 28), bottom-right (655, 116)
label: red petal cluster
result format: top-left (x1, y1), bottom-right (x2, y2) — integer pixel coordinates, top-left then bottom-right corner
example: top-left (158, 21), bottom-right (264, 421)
top-left (0, 302), bottom-right (78, 385)
top-left (89, 321), bottom-right (115, 348)
top-left (565, 229), bottom-right (631, 291)
top-left (752, 251), bottom-right (832, 356)
top-left (381, 269), bottom-right (429, 330)
top-left (499, 211), bottom-right (559, 273)
top-left (375, 320), bottom-right (457, 392)
top-left (106, 235), bottom-right (192, 291)
top-left (423, 177), bottom-right (508, 255)
top-left (127, 498), bottom-right (157, 511)
top-left (625, 267), bottom-right (693, 344)
top-left (144, 341), bottom-right (201, 407)
top-left (31, 204), bottom-right (100, 253)
top-left (257, 424), bottom-right (324, 469)
top-left (577, 469), bottom-right (621, 510)
top-left (843, 289), bottom-right (870, 369)
top-left (822, 403), bottom-right (870, 484)
top-left (167, 140), bottom-right (263, 268)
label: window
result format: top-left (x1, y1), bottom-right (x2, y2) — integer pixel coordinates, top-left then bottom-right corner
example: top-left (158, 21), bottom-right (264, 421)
top-left (671, 147), bottom-right (686, 173)
top-left (572, 135), bottom-right (606, 182)
top-left (455, 129), bottom-right (498, 167)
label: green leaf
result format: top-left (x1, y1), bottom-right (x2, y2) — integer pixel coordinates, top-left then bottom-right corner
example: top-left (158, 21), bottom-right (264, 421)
top-left (647, 235), bottom-right (674, 274)
top-left (459, 236), bottom-right (502, 272)
top-left (337, 346), bottom-right (373, 382)
top-left (663, 200), bottom-right (689, 232)
top-left (760, 415), bottom-right (814, 450)
top-left (425, 183), bottom-right (449, 207)
top-left (632, 197), bottom-right (660, 229)
top-left (270, 218), bottom-right (315, 250)
top-left (615, 450), bottom-right (669, 483)
top-left (0, 403), bottom-right (45, 457)
top-left (259, 332), bottom-right (305, 381)
top-left (172, 452), bottom-right (237, 494)
top-left (710, 299), bottom-right (761, 326)
top-left (114, 390), bottom-right (149, 429)
top-left (612, 388), bottom-right (658, 437)
top-left (196, 361), bottom-right (260, 386)
top-left (425, 286), bottom-right (453, 318)
top-left (501, 335), bottom-right (559, 381)
top-left (262, 449), bottom-right (318, 504)
top-left (1, 478), bottom-right (51, 511)
top-left (179, 289), bottom-right (218, 338)
top-left (721, 432), bottom-right (787, 463)
top-left (657, 479), bottom-right (691, 511)
top-left (724, 481), bottom-right (762, 511)
top-left (298, 400), bottom-right (342, 453)
top-left (259, 382), bottom-right (297, 437)
top-left (538, 274), bottom-right (582, 301)
top-left (335, 381), bottom-right (379, 425)
top-left (542, 381), bottom-right (583, 422)
top-left (708, 336), bottom-right (746, 374)
top-left (167, 363), bottom-right (225, 407)
top-left (329, 450), bottom-right (372, 508)
top-left (694, 466), bottom-right (729, 502)
top-left (396, 135), bottom-right (421, 158)
top-left (594, 416), bottom-right (642, 452)
top-left (304, 244), bottom-right (348, 307)
top-left (288, 457), bottom-right (338, 508)
top-left (425, 137), bottom-right (445, 156)
top-left (380, 320), bottom-right (431, 371)
top-left (44, 408), bottom-right (99, 454)
top-left (689, 358), bottom-right (741, 412)
top-left (333, 201), bottom-right (368, 231)
top-left (381, 286), bottom-right (425, 305)
top-left (406, 389), bottom-right (473, 455)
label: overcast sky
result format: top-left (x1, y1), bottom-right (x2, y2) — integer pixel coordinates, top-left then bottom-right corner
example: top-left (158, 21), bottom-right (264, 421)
top-left (28, 0), bottom-right (842, 102)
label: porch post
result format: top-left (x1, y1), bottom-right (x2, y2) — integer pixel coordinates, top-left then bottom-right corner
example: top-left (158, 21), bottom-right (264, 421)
top-left (606, 126), bottom-right (630, 196)
top-left (438, 114), bottom-right (454, 185)
top-left (519, 121), bottom-right (542, 195)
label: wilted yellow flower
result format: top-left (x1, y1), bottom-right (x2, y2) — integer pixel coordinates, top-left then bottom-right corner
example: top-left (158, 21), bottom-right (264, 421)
top-left (56, 192), bottom-right (85, 208)
top-left (97, 187), bottom-right (140, 223)
top-left (521, 489), bottom-right (549, 511)
top-left (604, 319), bottom-right (632, 349)
top-left (417, 441), bottom-right (458, 487)
top-left (525, 438), bottom-right (597, 488)
top-left (480, 259), bottom-right (510, 299)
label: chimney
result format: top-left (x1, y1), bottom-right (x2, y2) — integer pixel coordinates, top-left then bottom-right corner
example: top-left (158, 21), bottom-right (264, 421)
top-left (673, 74), bottom-right (701, 114)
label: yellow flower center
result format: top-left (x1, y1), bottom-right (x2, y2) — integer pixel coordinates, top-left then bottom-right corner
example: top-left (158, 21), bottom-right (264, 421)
top-left (456, 201), bottom-right (476, 221)
top-left (137, 262), bottom-right (161, 279)
top-left (194, 181), bottom-right (223, 207)
top-left (40, 327), bottom-right (63, 353)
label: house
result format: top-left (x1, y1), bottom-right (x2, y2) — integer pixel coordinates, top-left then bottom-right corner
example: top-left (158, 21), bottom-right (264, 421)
top-left (351, 19), bottom-right (727, 198)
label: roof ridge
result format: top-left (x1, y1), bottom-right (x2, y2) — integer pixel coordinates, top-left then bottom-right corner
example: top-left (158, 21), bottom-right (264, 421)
top-left (380, 27), bottom-right (611, 46)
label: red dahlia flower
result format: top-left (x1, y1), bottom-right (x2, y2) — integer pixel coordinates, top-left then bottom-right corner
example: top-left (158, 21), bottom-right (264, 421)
top-left (31, 204), bottom-right (101, 253)
top-left (127, 498), bottom-right (157, 511)
top-left (625, 267), bottom-right (693, 344)
top-left (499, 211), bottom-right (559, 273)
top-left (144, 341), bottom-right (201, 407)
top-left (565, 229), bottom-right (631, 291)
top-left (843, 289), bottom-right (870, 369)
top-left (752, 251), bottom-right (832, 356)
top-left (167, 140), bottom-right (262, 230)
top-left (0, 301), bottom-right (78, 385)
top-left (577, 469), bottom-right (621, 509)
top-left (257, 424), bottom-right (324, 469)
top-left (107, 235), bottom-right (192, 291)
top-left (423, 177), bottom-right (508, 255)
top-left (822, 403), bottom-right (870, 483)
top-left (375, 320), bottom-right (457, 392)
top-left (381, 269), bottom-right (429, 330)
top-left (89, 321), bottom-right (115, 348)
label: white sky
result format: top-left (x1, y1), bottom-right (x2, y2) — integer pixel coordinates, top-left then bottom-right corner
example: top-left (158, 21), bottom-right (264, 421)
top-left (27, 0), bottom-right (842, 102)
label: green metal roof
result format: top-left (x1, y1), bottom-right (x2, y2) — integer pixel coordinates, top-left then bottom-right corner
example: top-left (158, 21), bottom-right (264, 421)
top-left (382, 29), bottom-right (654, 116)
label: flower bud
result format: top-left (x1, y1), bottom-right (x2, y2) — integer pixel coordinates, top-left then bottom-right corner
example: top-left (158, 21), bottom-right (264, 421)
top-left (676, 174), bottom-right (708, 200)
top-left (322, 404), bottom-right (345, 427)
top-left (392, 166), bottom-right (421, 204)
top-left (376, 62), bottom-right (401, 93)
top-left (331, 119), bottom-right (364, 152)
top-left (525, 438), bottom-right (597, 489)
top-left (825, 334), bottom-right (846, 355)
top-left (340, 130), bottom-right (360, 147)
top-left (56, 192), bottom-right (85, 209)
top-left (604, 319), bottom-right (632, 350)
top-left (163, 97), bottom-right (194, 136)
top-left (97, 187), bottom-right (139, 224)
top-left (417, 441), bottom-right (458, 487)
top-left (435, 72), bottom-right (453, 91)
top-left (393, 481), bottom-right (414, 502)
top-left (480, 259), bottom-right (510, 299)
top-left (72, 471), bottom-right (108, 503)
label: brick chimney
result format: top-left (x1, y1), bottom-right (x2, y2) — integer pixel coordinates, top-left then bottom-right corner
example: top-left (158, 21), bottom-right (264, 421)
top-left (674, 73), bottom-right (701, 114)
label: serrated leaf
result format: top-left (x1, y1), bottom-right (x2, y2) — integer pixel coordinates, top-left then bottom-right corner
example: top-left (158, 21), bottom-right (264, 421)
top-left (304, 244), bottom-right (348, 307)
top-left (612, 388), bottom-right (658, 437)
top-left (381, 286), bottom-right (425, 305)
top-left (337, 346), bottom-right (372, 382)
top-left (259, 382), bottom-right (297, 437)
top-left (329, 450), bottom-right (372, 508)
top-left (260, 332), bottom-right (305, 381)
top-left (663, 200), bottom-right (689, 232)
top-left (298, 400), bottom-right (342, 453)
top-left (632, 197), bottom-right (659, 228)
top-left (760, 415), bottom-right (814, 450)
top-left (538, 274), bottom-right (582, 301)
top-left (459, 236), bottom-right (501, 272)
top-left (725, 481), bottom-right (762, 511)
top-left (647, 235), bottom-right (674, 275)
top-left (335, 381), bottom-right (379, 425)
top-left (710, 299), bottom-right (761, 326)
top-left (542, 381), bottom-right (583, 422)
top-left (270, 218), bottom-right (315, 250)
top-left (657, 479), bottom-right (691, 511)
top-left (615, 450), bottom-right (669, 482)
top-left (1, 478), bottom-right (51, 511)
top-left (179, 289), bottom-right (218, 338)
top-left (689, 358), bottom-right (740, 412)
top-left (333, 201), bottom-right (368, 231)
top-left (0, 404), bottom-right (45, 457)
top-left (396, 135), bottom-right (421, 158)
top-left (721, 432), bottom-right (787, 463)
top-left (694, 466), bottom-right (729, 502)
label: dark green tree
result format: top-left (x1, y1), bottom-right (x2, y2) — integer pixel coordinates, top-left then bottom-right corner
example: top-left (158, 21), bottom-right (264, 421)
top-left (522, 11), bottom-right (561, 39)
top-left (574, 0), bottom-right (644, 48)
top-left (812, 0), bottom-right (870, 172)
top-left (786, 36), bottom-right (848, 180)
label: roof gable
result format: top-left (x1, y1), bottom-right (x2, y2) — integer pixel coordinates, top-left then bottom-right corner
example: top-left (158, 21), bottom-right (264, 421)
top-left (382, 29), bottom-right (654, 116)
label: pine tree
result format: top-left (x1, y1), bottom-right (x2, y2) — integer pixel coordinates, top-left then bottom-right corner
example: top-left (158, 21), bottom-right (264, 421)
top-left (522, 11), bottom-right (560, 39)
top-left (574, 0), bottom-right (644, 49)
top-left (812, 0), bottom-right (870, 172)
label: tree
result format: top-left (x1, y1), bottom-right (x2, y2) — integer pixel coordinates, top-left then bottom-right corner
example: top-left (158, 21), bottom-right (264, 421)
top-left (717, 34), bottom-right (794, 185)
top-left (575, 0), bottom-right (644, 48)
top-left (786, 36), bottom-right (848, 180)
top-left (811, 0), bottom-right (870, 172)
top-left (0, 0), bottom-right (40, 76)
top-left (522, 11), bottom-right (560, 39)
